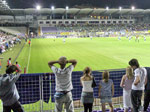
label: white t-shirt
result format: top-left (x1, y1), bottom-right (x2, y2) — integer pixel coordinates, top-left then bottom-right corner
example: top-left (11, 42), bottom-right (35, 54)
top-left (51, 65), bottom-right (74, 91)
top-left (82, 80), bottom-right (93, 92)
top-left (132, 67), bottom-right (147, 90)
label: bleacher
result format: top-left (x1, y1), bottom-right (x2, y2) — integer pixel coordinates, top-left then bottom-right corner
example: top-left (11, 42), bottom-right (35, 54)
top-left (40, 24), bottom-right (150, 38)
top-left (0, 27), bottom-right (27, 36)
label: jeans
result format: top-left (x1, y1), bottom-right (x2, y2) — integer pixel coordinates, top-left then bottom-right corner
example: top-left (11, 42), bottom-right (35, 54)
top-left (144, 90), bottom-right (150, 111)
top-left (131, 90), bottom-right (142, 112)
top-left (55, 92), bottom-right (74, 112)
top-left (3, 101), bottom-right (24, 112)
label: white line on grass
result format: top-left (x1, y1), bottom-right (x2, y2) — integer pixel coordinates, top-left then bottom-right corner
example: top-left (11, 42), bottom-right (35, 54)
top-left (26, 41), bottom-right (31, 73)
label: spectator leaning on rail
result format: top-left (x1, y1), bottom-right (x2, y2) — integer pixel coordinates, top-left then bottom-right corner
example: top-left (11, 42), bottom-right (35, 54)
top-left (98, 71), bottom-right (114, 112)
top-left (48, 56), bottom-right (77, 112)
top-left (0, 65), bottom-right (24, 112)
top-left (129, 59), bottom-right (147, 112)
top-left (120, 66), bottom-right (134, 112)
top-left (80, 67), bottom-right (95, 112)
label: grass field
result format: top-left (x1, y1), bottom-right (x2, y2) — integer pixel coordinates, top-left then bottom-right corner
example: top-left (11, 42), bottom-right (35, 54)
top-left (16, 37), bottom-right (150, 73)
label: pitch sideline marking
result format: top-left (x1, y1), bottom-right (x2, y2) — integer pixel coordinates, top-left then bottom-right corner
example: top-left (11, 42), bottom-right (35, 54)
top-left (26, 41), bottom-right (32, 73)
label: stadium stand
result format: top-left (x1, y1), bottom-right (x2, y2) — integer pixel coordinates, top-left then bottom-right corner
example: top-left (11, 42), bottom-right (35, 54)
top-left (40, 24), bottom-right (150, 38)
top-left (0, 27), bottom-right (27, 36)
top-left (0, 30), bottom-right (22, 53)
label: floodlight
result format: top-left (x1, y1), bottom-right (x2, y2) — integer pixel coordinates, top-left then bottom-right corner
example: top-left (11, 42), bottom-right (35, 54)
top-left (131, 6), bottom-right (135, 10)
top-left (106, 6), bottom-right (109, 11)
top-left (51, 6), bottom-right (55, 10)
top-left (2, 0), bottom-right (6, 4)
top-left (119, 6), bottom-right (122, 11)
top-left (66, 6), bottom-right (69, 10)
top-left (36, 5), bottom-right (41, 10)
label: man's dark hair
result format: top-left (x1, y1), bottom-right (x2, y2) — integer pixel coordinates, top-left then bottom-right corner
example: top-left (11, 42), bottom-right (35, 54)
top-left (6, 65), bottom-right (16, 74)
top-left (129, 59), bottom-right (139, 68)
top-left (9, 58), bottom-right (11, 60)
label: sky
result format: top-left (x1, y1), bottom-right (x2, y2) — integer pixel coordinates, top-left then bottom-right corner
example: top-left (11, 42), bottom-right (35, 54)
top-left (7, 0), bottom-right (150, 9)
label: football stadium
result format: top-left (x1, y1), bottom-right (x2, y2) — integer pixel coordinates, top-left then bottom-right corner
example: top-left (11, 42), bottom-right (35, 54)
top-left (0, 0), bottom-right (150, 112)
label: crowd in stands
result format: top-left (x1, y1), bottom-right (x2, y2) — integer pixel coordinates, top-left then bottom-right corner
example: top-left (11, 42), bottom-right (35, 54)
top-left (57, 24), bottom-right (150, 32)
top-left (0, 31), bottom-right (21, 54)
top-left (43, 24), bottom-right (150, 38)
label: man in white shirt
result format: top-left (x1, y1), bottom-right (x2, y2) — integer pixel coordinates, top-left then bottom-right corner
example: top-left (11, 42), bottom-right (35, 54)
top-left (48, 56), bottom-right (77, 112)
top-left (129, 59), bottom-right (147, 112)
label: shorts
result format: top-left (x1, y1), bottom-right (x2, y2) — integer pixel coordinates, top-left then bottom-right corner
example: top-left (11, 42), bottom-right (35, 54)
top-left (100, 96), bottom-right (112, 103)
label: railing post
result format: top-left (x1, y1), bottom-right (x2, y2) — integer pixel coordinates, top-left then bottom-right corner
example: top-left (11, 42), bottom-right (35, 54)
top-left (39, 74), bottom-right (44, 112)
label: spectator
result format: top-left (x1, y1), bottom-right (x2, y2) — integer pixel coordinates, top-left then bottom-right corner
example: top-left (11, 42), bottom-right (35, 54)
top-left (28, 40), bottom-right (31, 46)
top-left (143, 67), bottom-right (150, 112)
top-left (0, 65), bottom-right (24, 112)
top-left (7, 58), bottom-right (11, 67)
top-left (0, 46), bottom-right (2, 54)
top-left (80, 67), bottom-right (94, 112)
top-left (120, 66), bottom-right (134, 112)
top-left (5, 42), bottom-right (9, 50)
top-left (129, 59), bottom-right (147, 112)
top-left (48, 56), bottom-right (77, 112)
top-left (16, 62), bottom-right (21, 73)
top-left (98, 71), bottom-right (114, 112)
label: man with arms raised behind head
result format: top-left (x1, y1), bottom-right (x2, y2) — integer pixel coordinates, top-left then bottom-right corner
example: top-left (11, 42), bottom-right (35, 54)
top-left (0, 65), bottom-right (24, 112)
top-left (48, 56), bottom-right (77, 112)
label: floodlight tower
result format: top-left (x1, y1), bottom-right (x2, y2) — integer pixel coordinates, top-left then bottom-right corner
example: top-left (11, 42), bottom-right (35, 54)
top-left (119, 6), bottom-right (122, 19)
top-left (36, 5), bottom-right (41, 10)
top-left (2, 0), bottom-right (6, 4)
top-left (119, 6), bottom-right (122, 11)
top-left (131, 6), bottom-right (135, 20)
top-left (51, 6), bottom-right (55, 19)
top-left (131, 6), bottom-right (135, 10)
top-left (66, 6), bottom-right (69, 19)
top-left (51, 6), bottom-right (55, 10)
top-left (106, 6), bottom-right (109, 11)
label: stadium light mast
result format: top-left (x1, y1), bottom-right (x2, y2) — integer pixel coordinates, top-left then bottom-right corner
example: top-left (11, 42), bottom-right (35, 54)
top-left (66, 6), bottom-right (69, 10)
top-left (2, 0), bottom-right (6, 4)
top-left (119, 6), bottom-right (122, 11)
top-left (106, 6), bottom-right (109, 11)
top-left (51, 6), bottom-right (55, 19)
top-left (66, 6), bottom-right (69, 19)
top-left (51, 6), bottom-right (55, 10)
top-left (36, 5), bottom-right (41, 10)
top-left (131, 6), bottom-right (135, 10)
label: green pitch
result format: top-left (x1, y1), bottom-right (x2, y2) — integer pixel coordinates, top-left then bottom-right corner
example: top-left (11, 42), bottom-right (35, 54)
top-left (17, 37), bottom-right (150, 73)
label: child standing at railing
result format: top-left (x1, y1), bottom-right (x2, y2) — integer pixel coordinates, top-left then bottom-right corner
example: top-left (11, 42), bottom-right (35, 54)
top-left (98, 71), bottom-right (114, 112)
top-left (120, 66), bottom-right (134, 112)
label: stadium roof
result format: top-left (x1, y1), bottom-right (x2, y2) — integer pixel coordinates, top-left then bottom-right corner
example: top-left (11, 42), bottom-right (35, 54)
top-left (0, 8), bottom-right (150, 15)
